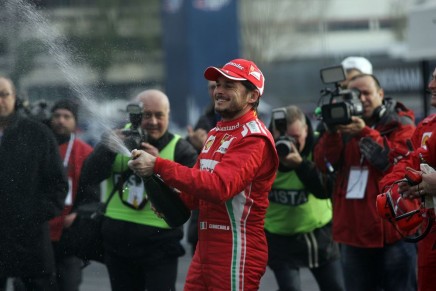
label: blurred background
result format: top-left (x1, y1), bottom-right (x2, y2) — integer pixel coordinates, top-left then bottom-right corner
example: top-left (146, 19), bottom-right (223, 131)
top-left (1, 0), bottom-right (436, 143)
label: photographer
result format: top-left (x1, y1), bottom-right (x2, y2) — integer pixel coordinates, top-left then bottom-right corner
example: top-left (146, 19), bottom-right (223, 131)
top-left (79, 89), bottom-right (198, 291)
top-left (265, 105), bottom-right (344, 291)
top-left (314, 73), bottom-right (416, 291)
top-left (379, 66), bottom-right (436, 291)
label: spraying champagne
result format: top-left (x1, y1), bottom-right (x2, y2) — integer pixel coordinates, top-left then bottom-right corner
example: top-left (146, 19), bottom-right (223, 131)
top-left (131, 150), bottom-right (191, 228)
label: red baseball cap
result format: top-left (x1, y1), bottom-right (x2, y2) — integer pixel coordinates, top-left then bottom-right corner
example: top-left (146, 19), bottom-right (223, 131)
top-left (204, 59), bottom-right (265, 96)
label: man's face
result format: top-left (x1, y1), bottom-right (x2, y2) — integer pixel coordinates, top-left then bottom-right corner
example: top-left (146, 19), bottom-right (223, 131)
top-left (213, 76), bottom-right (257, 120)
top-left (286, 119), bottom-right (307, 152)
top-left (50, 108), bottom-right (76, 136)
top-left (0, 78), bottom-right (16, 119)
top-left (348, 76), bottom-right (383, 119)
top-left (428, 68), bottom-right (436, 108)
top-left (140, 95), bottom-right (169, 141)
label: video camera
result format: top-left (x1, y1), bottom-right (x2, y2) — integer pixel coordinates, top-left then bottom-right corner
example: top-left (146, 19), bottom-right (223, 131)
top-left (16, 98), bottom-right (51, 123)
top-left (271, 107), bottom-right (297, 158)
top-left (318, 65), bottom-right (363, 126)
top-left (122, 102), bottom-right (147, 151)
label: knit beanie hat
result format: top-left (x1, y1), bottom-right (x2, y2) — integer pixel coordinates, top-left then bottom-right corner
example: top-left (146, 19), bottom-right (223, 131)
top-left (51, 98), bottom-right (79, 121)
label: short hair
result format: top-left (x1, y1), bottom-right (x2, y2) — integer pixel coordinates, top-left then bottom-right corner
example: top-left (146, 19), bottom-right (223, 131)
top-left (285, 105), bottom-right (306, 125)
top-left (0, 77), bottom-right (16, 96)
top-left (241, 80), bottom-right (260, 112)
top-left (349, 74), bottom-right (382, 90)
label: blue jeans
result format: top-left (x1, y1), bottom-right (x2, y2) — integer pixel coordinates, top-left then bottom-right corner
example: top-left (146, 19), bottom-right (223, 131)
top-left (341, 241), bottom-right (417, 291)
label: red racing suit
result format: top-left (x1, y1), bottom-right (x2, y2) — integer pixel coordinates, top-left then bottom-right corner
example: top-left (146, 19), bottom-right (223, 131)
top-left (314, 101), bottom-right (415, 247)
top-left (153, 110), bottom-right (278, 291)
top-left (380, 114), bottom-right (436, 291)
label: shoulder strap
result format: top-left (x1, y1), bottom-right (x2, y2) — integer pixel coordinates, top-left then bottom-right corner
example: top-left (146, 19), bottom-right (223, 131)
top-left (101, 169), bottom-right (133, 213)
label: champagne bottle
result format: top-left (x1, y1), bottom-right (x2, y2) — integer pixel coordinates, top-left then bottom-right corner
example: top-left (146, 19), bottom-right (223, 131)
top-left (142, 174), bottom-right (191, 228)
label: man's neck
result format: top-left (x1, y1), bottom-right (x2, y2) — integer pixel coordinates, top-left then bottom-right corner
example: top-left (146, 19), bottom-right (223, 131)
top-left (220, 107), bottom-right (254, 122)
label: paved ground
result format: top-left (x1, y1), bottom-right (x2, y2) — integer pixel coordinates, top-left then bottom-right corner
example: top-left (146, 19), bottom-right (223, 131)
top-left (6, 243), bottom-right (320, 291)
top-left (79, 244), bottom-right (320, 291)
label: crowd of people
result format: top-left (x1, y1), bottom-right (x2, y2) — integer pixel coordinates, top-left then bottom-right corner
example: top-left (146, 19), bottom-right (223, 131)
top-left (1, 56), bottom-right (436, 291)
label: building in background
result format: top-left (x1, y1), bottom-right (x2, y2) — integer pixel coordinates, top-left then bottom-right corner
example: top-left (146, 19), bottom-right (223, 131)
top-left (0, 0), bottom-right (435, 129)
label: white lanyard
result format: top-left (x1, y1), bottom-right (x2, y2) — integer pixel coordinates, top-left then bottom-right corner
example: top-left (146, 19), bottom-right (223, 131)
top-left (63, 133), bottom-right (75, 167)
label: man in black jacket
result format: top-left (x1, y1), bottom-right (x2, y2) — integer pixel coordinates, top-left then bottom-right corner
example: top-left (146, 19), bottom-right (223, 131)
top-left (0, 77), bottom-right (68, 291)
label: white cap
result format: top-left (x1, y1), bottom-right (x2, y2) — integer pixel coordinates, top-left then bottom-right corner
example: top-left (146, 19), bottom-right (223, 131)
top-left (341, 56), bottom-right (373, 74)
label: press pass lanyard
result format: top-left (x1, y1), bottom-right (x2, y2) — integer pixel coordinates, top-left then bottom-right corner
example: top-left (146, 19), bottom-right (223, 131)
top-left (63, 133), bottom-right (75, 167)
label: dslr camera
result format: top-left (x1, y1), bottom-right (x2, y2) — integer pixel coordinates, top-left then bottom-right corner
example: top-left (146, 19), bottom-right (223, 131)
top-left (318, 65), bottom-right (363, 126)
top-left (122, 102), bottom-right (147, 151)
top-left (272, 107), bottom-right (297, 158)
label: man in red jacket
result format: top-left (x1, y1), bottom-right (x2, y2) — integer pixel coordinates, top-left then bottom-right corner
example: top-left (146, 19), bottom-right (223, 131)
top-left (380, 66), bottom-right (436, 291)
top-left (129, 58), bottom-right (278, 290)
top-left (314, 73), bottom-right (416, 291)
top-left (48, 99), bottom-right (96, 291)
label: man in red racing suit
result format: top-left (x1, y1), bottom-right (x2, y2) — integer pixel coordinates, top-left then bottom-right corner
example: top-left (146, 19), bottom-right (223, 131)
top-left (128, 59), bottom-right (278, 290)
top-left (380, 66), bottom-right (436, 291)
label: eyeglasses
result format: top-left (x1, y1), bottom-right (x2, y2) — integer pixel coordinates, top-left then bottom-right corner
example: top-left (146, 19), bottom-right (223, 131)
top-left (0, 92), bottom-right (11, 98)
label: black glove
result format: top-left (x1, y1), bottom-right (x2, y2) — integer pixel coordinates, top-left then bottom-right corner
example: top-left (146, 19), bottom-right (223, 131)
top-left (359, 137), bottom-right (391, 172)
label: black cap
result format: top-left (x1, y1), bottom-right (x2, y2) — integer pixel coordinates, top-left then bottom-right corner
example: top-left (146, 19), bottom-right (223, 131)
top-left (51, 98), bottom-right (79, 121)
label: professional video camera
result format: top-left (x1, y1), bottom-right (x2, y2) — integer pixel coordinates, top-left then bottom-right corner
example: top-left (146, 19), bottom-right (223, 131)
top-left (122, 102), bottom-right (147, 151)
top-left (317, 65), bottom-right (363, 126)
top-left (271, 107), bottom-right (297, 158)
top-left (16, 98), bottom-right (51, 124)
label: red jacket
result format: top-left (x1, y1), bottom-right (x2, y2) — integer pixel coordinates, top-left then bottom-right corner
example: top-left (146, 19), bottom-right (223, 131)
top-left (380, 114), bottom-right (436, 189)
top-left (380, 114), bottom-right (436, 291)
top-left (154, 110), bottom-right (278, 290)
top-left (49, 136), bottom-right (93, 241)
top-left (314, 101), bottom-right (415, 247)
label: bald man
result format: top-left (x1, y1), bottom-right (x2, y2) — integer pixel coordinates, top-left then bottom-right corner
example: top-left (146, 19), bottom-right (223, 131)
top-left (80, 89), bottom-right (198, 291)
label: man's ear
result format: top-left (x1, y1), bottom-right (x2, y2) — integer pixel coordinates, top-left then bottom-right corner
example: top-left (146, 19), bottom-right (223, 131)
top-left (248, 90), bottom-right (260, 104)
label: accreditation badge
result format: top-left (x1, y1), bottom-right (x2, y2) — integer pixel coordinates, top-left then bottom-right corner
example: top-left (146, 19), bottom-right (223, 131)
top-left (345, 166), bottom-right (368, 199)
top-left (127, 179), bottom-right (145, 208)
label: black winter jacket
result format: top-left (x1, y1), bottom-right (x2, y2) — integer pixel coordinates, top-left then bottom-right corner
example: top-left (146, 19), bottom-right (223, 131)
top-left (0, 113), bottom-right (68, 276)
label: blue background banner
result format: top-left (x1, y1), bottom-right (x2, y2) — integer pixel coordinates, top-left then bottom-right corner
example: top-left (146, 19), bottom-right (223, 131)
top-left (161, 0), bottom-right (240, 127)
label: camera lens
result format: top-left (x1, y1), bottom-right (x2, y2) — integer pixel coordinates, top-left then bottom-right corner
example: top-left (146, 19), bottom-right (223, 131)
top-left (275, 136), bottom-right (295, 158)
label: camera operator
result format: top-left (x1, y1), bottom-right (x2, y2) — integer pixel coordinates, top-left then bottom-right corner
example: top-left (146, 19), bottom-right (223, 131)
top-left (79, 89), bottom-right (198, 291)
top-left (314, 73), bottom-right (417, 291)
top-left (379, 66), bottom-right (436, 291)
top-left (265, 105), bottom-right (345, 291)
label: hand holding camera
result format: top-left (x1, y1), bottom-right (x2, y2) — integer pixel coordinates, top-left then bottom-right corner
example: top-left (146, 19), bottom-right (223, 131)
top-left (336, 116), bottom-right (365, 135)
top-left (271, 107), bottom-right (303, 168)
top-left (122, 102), bottom-right (148, 151)
top-left (272, 108), bottom-right (294, 157)
top-left (278, 142), bottom-right (303, 168)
